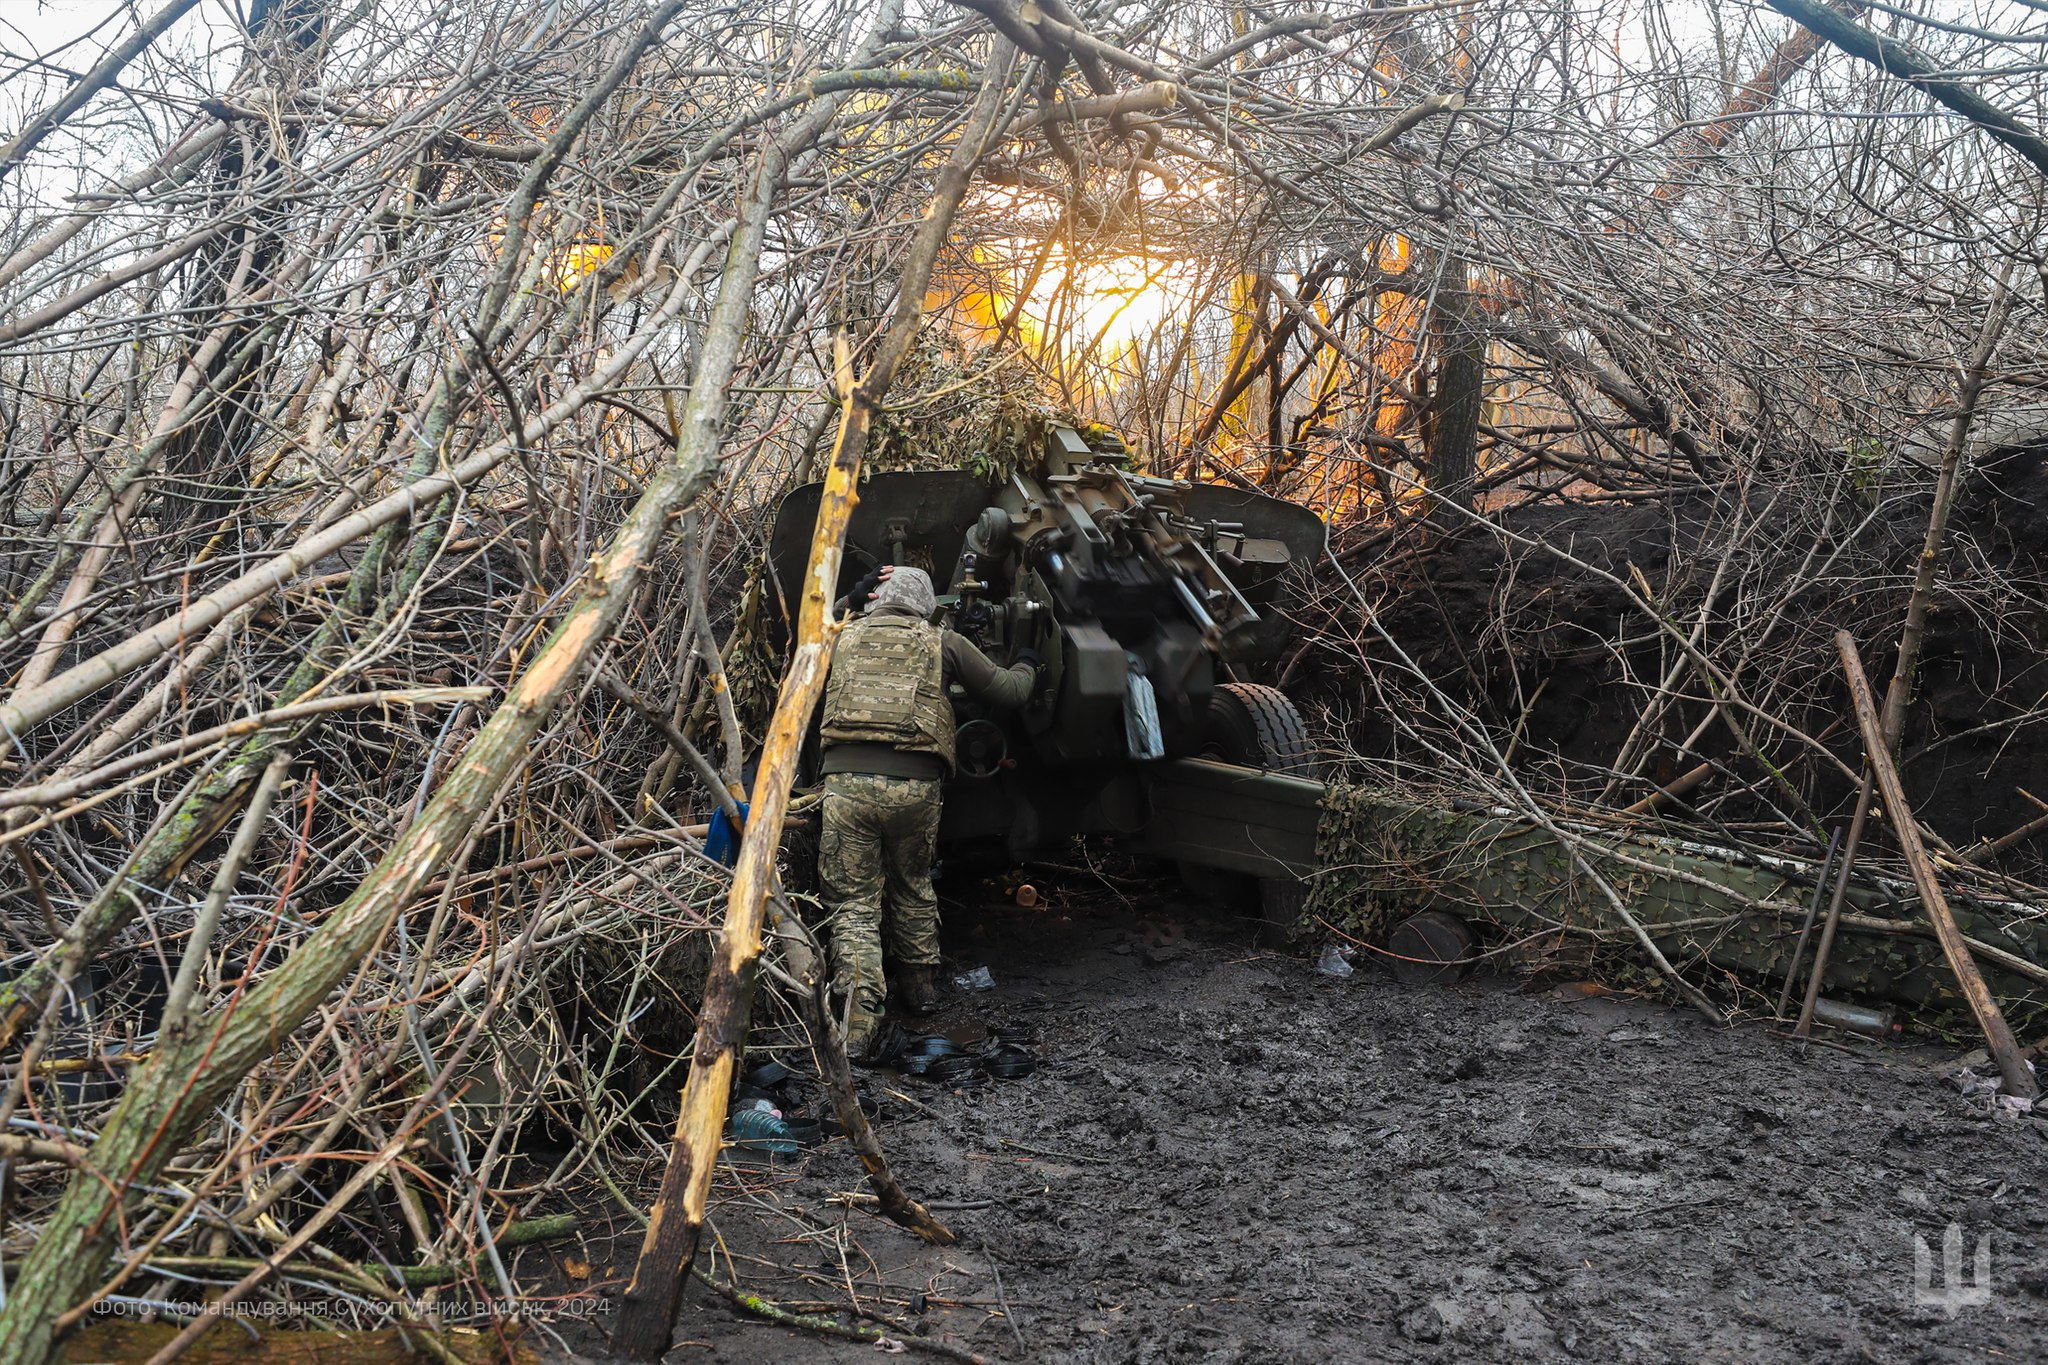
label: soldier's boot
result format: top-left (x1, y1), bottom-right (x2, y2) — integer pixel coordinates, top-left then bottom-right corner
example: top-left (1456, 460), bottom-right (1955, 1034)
top-left (844, 1004), bottom-right (884, 1063)
top-left (895, 965), bottom-right (940, 1016)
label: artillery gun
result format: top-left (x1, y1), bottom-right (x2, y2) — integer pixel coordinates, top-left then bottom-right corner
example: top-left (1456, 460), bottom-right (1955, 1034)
top-left (769, 426), bottom-right (2048, 1022)
top-left (768, 423), bottom-right (1328, 923)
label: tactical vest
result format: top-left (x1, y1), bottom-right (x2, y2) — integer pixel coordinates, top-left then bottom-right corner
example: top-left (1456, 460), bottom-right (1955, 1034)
top-left (820, 613), bottom-right (956, 771)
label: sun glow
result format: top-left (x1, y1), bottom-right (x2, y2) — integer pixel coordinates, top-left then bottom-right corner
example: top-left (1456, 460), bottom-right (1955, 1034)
top-left (1034, 247), bottom-right (1195, 356)
top-left (936, 176), bottom-right (1214, 388)
top-left (944, 240), bottom-right (1205, 384)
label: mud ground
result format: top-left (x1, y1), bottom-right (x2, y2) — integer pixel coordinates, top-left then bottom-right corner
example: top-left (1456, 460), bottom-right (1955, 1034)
top-left (552, 879), bottom-right (2048, 1365)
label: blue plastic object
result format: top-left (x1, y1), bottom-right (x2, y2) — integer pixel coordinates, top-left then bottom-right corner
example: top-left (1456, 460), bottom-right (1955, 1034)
top-left (728, 1105), bottom-right (800, 1155)
top-left (705, 801), bottom-right (749, 866)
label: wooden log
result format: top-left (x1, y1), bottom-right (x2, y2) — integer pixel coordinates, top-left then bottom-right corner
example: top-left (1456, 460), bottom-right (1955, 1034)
top-left (1836, 632), bottom-right (2036, 1097)
top-left (612, 38), bottom-right (1018, 1359)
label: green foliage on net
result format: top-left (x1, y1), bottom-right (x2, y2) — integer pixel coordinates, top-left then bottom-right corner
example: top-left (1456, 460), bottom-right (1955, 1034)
top-left (1298, 780), bottom-right (1415, 947)
top-left (708, 569), bottom-right (780, 753)
top-left (1300, 779), bottom-right (2048, 1029)
top-left (851, 331), bottom-right (1081, 481)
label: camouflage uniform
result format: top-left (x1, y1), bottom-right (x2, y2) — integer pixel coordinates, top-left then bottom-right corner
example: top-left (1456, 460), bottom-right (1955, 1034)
top-left (816, 568), bottom-right (1035, 1052)
top-left (819, 771), bottom-right (944, 1031)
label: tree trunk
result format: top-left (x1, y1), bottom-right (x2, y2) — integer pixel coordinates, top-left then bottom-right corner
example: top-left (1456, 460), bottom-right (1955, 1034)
top-left (1427, 254), bottom-right (1483, 522)
top-left (158, 2), bottom-right (333, 531)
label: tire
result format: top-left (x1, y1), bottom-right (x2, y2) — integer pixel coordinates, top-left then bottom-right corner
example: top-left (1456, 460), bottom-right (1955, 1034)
top-left (1202, 683), bottom-right (1317, 779)
top-left (1182, 683), bottom-right (1318, 938)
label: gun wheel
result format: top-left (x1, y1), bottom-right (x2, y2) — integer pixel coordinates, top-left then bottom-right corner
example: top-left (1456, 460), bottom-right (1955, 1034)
top-left (1180, 683), bottom-right (1318, 941)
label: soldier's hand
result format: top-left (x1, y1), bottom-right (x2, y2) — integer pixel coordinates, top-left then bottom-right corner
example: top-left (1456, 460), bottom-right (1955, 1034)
top-left (1013, 646), bottom-right (1044, 673)
top-left (850, 564), bottom-right (890, 604)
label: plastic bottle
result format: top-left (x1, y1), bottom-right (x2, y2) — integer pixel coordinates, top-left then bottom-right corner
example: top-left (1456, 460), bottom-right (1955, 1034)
top-left (728, 1106), bottom-right (800, 1154)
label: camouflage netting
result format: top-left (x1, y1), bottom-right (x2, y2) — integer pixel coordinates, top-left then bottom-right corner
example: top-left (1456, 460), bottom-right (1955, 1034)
top-left (1300, 779), bottom-right (1768, 998)
top-left (853, 331), bottom-right (1081, 480)
top-left (1310, 777), bottom-right (1826, 1002)
top-left (1299, 781), bottom-right (1416, 948)
top-left (1301, 779), bottom-right (2048, 1023)
top-left (1295, 780), bottom-right (1627, 971)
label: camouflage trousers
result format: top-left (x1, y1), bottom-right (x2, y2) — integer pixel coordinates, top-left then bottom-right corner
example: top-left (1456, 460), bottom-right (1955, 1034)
top-left (818, 772), bottom-right (943, 1029)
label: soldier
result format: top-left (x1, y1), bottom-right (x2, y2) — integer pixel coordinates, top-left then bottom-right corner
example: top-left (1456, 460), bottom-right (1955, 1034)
top-left (817, 565), bottom-right (1038, 1059)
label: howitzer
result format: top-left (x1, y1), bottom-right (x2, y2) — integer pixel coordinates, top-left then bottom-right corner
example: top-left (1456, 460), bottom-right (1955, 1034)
top-left (768, 422), bottom-right (1328, 921)
top-left (767, 425), bottom-right (2048, 1019)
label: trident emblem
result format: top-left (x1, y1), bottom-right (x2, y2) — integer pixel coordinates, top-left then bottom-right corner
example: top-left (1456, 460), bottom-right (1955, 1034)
top-left (1912, 1224), bottom-right (1992, 1313)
